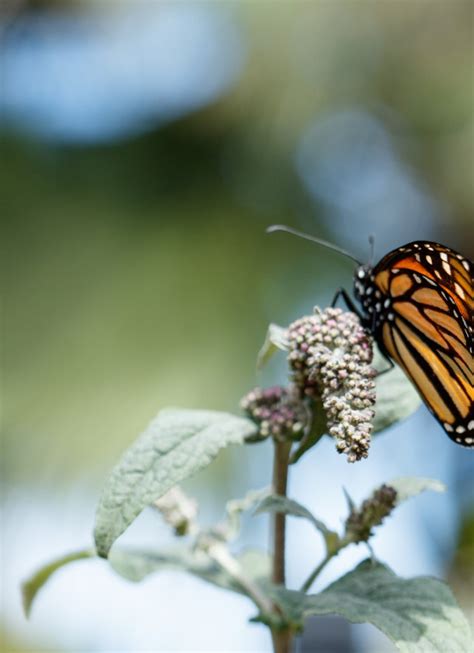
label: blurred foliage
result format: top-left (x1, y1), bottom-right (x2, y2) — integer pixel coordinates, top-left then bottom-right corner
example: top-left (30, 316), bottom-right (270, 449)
top-left (2, 0), bottom-right (473, 489)
top-left (232, 1), bottom-right (474, 241)
top-left (449, 510), bottom-right (474, 618)
top-left (1, 2), bottom-right (473, 651)
top-left (2, 122), bottom-right (341, 485)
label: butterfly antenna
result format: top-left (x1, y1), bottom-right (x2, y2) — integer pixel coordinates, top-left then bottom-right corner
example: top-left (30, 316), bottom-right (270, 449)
top-left (368, 234), bottom-right (375, 266)
top-left (267, 224), bottom-right (362, 266)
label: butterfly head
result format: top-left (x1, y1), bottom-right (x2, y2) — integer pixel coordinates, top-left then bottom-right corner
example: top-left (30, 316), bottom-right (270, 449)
top-left (353, 263), bottom-right (392, 332)
top-left (353, 264), bottom-right (374, 305)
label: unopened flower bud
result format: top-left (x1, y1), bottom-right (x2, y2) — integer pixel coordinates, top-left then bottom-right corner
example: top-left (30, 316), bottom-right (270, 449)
top-left (345, 484), bottom-right (397, 543)
top-left (240, 385), bottom-right (308, 442)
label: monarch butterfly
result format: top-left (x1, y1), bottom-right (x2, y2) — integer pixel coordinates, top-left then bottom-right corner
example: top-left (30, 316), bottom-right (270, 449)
top-left (268, 225), bottom-right (473, 447)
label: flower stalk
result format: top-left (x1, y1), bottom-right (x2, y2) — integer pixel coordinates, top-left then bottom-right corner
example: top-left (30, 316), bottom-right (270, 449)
top-left (205, 540), bottom-right (275, 617)
top-left (300, 483), bottom-right (398, 593)
top-left (300, 546), bottom-right (342, 594)
top-left (270, 439), bottom-right (293, 653)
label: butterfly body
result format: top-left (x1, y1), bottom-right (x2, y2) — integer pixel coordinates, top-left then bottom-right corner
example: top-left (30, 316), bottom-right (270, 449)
top-left (353, 241), bottom-right (473, 447)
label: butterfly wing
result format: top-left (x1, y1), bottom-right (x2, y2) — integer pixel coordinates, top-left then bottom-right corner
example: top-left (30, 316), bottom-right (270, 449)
top-left (373, 242), bottom-right (473, 446)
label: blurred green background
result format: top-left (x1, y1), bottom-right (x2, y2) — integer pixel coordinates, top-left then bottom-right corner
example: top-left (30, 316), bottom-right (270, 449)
top-left (2, 1), bottom-right (473, 651)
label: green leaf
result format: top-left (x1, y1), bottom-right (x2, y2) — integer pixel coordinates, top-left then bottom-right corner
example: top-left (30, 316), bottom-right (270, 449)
top-left (256, 323), bottom-right (289, 369)
top-left (289, 397), bottom-right (327, 464)
top-left (237, 548), bottom-right (271, 582)
top-left (373, 349), bottom-right (421, 433)
top-left (389, 477), bottom-right (446, 504)
top-left (254, 494), bottom-right (339, 552)
top-left (109, 546), bottom-right (270, 596)
top-left (272, 560), bottom-right (473, 652)
top-left (110, 546), bottom-right (229, 585)
top-left (220, 487), bottom-right (270, 541)
top-left (21, 549), bottom-right (95, 617)
top-left (342, 486), bottom-right (356, 512)
top-left (94, 409), bottom-right (257, 557)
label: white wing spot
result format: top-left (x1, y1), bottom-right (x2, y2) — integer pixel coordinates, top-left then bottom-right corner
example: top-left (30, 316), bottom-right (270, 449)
top-left (454, 282), bottom-right (465, 299)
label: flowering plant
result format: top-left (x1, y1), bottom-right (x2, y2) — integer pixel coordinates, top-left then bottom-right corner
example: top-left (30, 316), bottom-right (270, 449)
top-left (22, 307), bottom-right (472, 652)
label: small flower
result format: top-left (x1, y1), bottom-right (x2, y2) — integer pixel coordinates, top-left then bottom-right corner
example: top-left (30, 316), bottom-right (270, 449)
top-left (345, 484), bottom-right (398, 543)
top-left (287, 307), bottom-right (376, 462)
top-left (154, 486), bottom-right (198, 536)
top-left (240, 385), bottom-right (308, 441)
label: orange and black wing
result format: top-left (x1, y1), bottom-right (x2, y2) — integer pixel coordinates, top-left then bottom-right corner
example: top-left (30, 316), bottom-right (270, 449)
top-left (373, 241), bottom-right (473, 446)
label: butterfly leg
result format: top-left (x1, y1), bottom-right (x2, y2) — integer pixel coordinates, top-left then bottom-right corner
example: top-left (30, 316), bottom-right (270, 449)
top-left (376, 356), bottom-right (395, 376)
top-left (333, 289), bottom-right (395, 375)
top-left (331, 288), bottom-right (363, 318)
top-left (374, 337), bottom-right (396, 375)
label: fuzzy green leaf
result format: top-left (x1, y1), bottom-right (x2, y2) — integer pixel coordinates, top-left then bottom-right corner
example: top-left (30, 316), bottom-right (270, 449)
top-left (110, 546), bottom-right (270, 595)
top-left (256, 323), bottom-right (289, 369)
top-left (221, 487), bottom-right (270, 541)
top-left (373, 350), bottom-right (421, 433)
top-left (21, 549), bottom-right (95, 617)
top-left (94, 409), bottom-right (257, 557)
top-left (289, 397), bottom-right (327, 464)
top-left (389, 477), bottom-right (446, 504)
top-left (254, 494), bottom-right (339, 552)
top-left (272, 560), bottom-right (472, 652)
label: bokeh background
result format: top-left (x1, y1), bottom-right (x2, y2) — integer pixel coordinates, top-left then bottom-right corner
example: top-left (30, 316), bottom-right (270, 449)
top-left (2, 1), bottom-right (473, 651)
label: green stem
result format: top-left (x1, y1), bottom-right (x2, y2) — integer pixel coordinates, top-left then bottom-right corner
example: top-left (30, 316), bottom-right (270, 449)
top-left (299, 553), bottom-right (334, 594)
top-left (270, 439), bottom-right (293, 653)
top-left (206, 541), bottom-right (274, 616)
top-left (300, 538), bottom-right (349, 593)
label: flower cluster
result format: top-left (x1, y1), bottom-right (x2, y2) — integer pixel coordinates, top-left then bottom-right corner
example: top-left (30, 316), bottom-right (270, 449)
top-left (345, 484), bottom-right (398, 543)
top-left (240, 385), bottom-right (308, 441)
top-left (287, 307), bottom-right (376, 462)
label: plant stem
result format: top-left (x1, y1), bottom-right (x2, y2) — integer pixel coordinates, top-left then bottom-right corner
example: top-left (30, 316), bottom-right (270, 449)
top-left (300, 540), bottom-right (347, 593)
top-left (272, 440), bottom-right (291, 584)
top-left (299, 553), bottom-right (334, 594)
top-left (206, 541), bottom-right (274, 616)
top-left (271, 439), bottom-right (293, 653)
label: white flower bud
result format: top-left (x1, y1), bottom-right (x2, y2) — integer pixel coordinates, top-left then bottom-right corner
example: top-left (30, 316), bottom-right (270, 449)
top-left (288, 307), bottom-right (376, 462)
